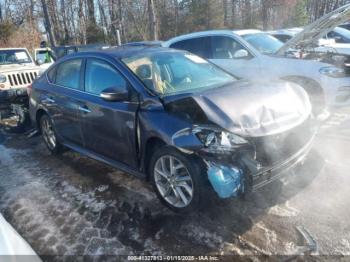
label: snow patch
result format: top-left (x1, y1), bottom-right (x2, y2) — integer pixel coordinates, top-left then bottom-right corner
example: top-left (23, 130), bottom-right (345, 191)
top-left (268, 201), bottom-right (300, 217)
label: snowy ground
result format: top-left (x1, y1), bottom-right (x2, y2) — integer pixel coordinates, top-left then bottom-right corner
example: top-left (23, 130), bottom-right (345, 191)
top-left (0, 108), bottom-right (350, 259)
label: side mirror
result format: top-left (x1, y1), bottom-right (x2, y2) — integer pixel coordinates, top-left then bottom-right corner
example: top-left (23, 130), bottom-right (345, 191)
top-left (36, 59), bottom-right (44, 65)
top-left (100, 87), bottom-right (129, 102)
top-left (233, 49), bottom-right (249, 59)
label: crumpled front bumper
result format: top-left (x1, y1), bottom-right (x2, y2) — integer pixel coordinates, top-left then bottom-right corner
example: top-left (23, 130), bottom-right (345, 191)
top-left (205, 129), bottom-right (317, 198)
top-left (249, 130), bottom-right (316, 192)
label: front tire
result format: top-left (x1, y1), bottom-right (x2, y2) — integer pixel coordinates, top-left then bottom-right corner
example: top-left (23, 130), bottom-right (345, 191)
top-left (149, 146), bottom-right (206, 213)
top-left (40, 114), bottom-right (62, 154)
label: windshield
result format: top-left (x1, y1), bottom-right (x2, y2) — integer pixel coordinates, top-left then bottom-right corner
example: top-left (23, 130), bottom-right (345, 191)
top-left (242, 33), bottom-right (284, 54)
top-left (0, 49), bottom-right (33, 65)
top-left (122, 51), bottom-right (236, 96)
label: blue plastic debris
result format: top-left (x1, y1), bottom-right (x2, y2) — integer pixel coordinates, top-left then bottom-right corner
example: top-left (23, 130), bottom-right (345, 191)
top-left (207, 164), bottom-right (243, 198)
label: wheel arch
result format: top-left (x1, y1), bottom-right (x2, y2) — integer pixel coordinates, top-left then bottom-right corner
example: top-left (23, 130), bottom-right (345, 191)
top-left (281, 75), bottom-right (324, 98)
top-left (281, 75), bottom-right (326, 113)
top-left (35, 108), bottom-right (48, 132)
top-left (143, 137), bottom-right (166, 180)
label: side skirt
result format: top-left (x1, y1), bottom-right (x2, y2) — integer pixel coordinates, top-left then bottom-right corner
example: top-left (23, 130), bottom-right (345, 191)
top-left (62, 142), bottom-right (146, 180)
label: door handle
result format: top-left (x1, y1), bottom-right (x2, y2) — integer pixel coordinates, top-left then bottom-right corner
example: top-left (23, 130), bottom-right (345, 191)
top-left (43, 97), bottom-right (55, 104)
top-left (78, 105), bottom-right (91, 114)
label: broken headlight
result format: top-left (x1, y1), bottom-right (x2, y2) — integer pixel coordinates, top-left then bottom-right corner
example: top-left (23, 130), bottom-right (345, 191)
top-left (193, 126), bottom-right (248, 154)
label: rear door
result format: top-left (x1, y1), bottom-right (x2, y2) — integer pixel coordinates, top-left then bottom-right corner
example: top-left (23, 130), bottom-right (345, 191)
top-left (79, 58), bottom-right (139, 167)
top-left (44, 58), bottom-right (85, 146)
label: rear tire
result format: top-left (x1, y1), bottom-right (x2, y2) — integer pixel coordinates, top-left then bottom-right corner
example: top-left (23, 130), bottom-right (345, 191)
top-left (149, 146), bottom-right (207, 213)
top-left (39, 114), bottom-right (62, 154)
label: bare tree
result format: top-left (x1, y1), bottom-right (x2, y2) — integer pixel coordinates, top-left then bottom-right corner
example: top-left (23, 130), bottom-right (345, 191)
top-left (40, 0), bottom-right (56, 47)
top-left (148, 0), bottom-right (158, 40)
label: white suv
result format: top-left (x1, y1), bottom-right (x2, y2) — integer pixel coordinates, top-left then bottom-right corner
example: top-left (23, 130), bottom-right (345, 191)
top-left (164, 4), bottom-right (350, 114)
top-left (0, 48), bottom-right (40, 131)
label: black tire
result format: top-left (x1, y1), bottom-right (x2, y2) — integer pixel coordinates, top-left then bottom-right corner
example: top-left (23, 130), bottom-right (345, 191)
top-left (39, 114), bottom-right (62, 154)
top-left (149, 146), bottom-right (208, 213)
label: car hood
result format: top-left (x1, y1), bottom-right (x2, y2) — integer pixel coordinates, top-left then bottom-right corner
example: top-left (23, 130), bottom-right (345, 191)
top-left (163, 81), bottom-right (312, 137)
top-left (277, 4), bottom-right (350, 55)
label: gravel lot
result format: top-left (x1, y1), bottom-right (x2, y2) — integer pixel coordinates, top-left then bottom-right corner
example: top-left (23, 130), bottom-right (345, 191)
top-left (0, 108), bottom-right (350, 259)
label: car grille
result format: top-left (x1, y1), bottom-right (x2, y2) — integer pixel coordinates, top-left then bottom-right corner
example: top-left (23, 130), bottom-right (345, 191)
top-left (252, 118), bottom-right (313, 167)
top-left (6, 71), bottom-right (38, 87)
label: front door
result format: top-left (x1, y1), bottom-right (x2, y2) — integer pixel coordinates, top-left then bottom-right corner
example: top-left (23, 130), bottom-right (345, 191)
top-left (209, 36), bottom-right (261, 79)
top-left (79, 58), bottom-right (139, 167)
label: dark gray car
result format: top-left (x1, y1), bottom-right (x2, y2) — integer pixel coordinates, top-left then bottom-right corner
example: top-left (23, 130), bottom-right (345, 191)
top-left (29, 47), bottom-right (316, 212)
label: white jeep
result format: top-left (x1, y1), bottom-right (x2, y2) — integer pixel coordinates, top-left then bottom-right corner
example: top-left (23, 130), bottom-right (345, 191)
top-left (0, 48), bottom-right (40, 131)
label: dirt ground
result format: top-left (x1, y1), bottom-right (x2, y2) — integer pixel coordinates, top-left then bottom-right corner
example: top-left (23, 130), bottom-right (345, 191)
top-left (0, 108), bottom-right (350, 260)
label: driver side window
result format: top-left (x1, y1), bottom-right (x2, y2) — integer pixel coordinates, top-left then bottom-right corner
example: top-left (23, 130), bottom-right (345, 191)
top-left (85, 59), bottom-right (127, 95)
top-left (211, 36), bottom-right (250, 59)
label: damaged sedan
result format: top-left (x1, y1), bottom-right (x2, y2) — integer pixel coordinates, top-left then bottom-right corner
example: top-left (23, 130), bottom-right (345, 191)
top-left (29, 47), bottom-right (316, 212)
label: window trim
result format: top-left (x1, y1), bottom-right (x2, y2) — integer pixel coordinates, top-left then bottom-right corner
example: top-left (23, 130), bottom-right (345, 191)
top-left (210, 35), bottom-right (254, 60)
top-left (169, 33), bottom-right (257, 58)
top-left (83, 57), bottom-right (131, 98)
top-left (47, 58), bottom-right (84, 91)
top-left (170, 36), bottom-right (213, 59)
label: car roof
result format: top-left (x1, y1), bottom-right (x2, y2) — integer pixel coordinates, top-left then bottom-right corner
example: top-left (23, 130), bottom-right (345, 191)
top-left (269, 28), bottom-right (303, 36)
top-left (121, 41), bottom-right (163, 47)
top-left (62, 46), bottom-right (182, 60)
top-left (164, 30), bottom-right (237, 45)
top-left (233, 29), bottom-right (263, 36)
top-left (165, 29), bottom-right (265, 45)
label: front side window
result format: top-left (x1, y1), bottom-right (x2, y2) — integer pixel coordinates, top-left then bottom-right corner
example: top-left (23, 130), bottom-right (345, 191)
top-left (211, 36), bottom-right (249, 59)
top-left (55, 59), bottom-right (82, 89)
top-left (242, 33), bottom-right (284, 54)
top-left (170, 37), bottom-right (212, 59)
top-left (0, 49), bottom-right (33, 65)
top-left (85, 59), bottom-right (127, 95)
top-left (122, 51), bottom-right (235, 96)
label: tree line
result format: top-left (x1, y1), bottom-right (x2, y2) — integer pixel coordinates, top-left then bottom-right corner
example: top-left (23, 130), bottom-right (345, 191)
top-left (0, 0), bottom-right (349, 51)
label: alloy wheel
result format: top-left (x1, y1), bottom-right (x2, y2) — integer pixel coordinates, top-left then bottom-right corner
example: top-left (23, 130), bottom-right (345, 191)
top-left (41, 117), bottom-right (56, 150)
top-left (154, 155), bottom-right (194, 208)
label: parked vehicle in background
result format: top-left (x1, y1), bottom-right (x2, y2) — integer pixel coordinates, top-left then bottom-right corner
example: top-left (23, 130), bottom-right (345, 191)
top-left (29, 47), bottom-right (315, 212)
top-left (0, 48), bottom-right (40, 132)
top-left (340, 22), bottom-right (350, 31)
top-left (164, 4), bottom-right (350, 115)
top-left (121, 41), bottom-right (163, 47)
top-left (269, 27), bottom-right (350, 55)
top-left (34, 48), bottom-right (55, 70)
top-left (52, 44), bottom-right (110, 59)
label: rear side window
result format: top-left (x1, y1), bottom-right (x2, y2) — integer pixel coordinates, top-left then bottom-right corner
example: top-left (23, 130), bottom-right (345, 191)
top-left (84, 59), bottom-right (127, 95)
top-left (211, 36), bottom-right (248, 59)
top-left (170, 37), bottom-right (212, 59)
top-left (273, 34), bottom-right (291, 43)
top-left (55, 59), bottom-right (82, 89)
